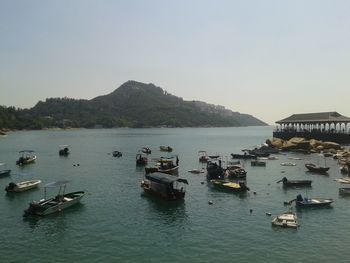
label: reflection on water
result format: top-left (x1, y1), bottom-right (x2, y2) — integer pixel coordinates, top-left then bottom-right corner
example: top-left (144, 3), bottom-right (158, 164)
top-left (23, 202), bottom-right (85, 233)
top-left (141, 193), bottom-right (188, 224)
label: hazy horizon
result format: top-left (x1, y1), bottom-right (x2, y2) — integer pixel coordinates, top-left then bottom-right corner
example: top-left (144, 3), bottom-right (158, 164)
top-left (1, 1), bottom-right (350, 125)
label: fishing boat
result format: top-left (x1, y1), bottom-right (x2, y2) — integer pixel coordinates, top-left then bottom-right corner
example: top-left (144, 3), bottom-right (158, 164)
top-left (198, 151), bottom-right (209, 163)
top-left (140, 172), bottom-right (188, 200)
top-left (277, 177), bottom-right (312, 187)
top-left (206, 158), bottom-right (224, 180)
top-left (231, 153), bottom-right (257, 160)
top-left (23, 180), bottom-right (84, 216)
top-left (339, 188), bottom-right (350, 195)
top-left (5, 179), bottom-right (41, 192)
top-left (271, 212), bottom-right (298, 228)
top-left (59, 145), bottom-right (70, 156)
top-left (145, 156), bottom-right (179, 175)
top-left (251, 160), bottom-right (266, 167)
top-left (160, 146), bottom-right (173, 152)
top-left (305, 163), bottom-right (329, 174)
top-left (16, 150), bottom-right (37, 166)
top-left (142, 147), bottom-right (152, 154)
top-left (136, 153), bottom-right (148, 166)
top-left (290, 194), bottom-right (333, 207)
top-left (0, 163), bottom-right (11, 177)
top-left (112, 150), bottom-right (122, 157)
top-left (210, 179), bottom-right (249, 192)
top-left (225, 165), bottom-right (247, 179)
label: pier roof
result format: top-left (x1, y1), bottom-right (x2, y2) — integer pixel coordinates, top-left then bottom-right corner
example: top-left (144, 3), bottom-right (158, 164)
top-left (276, 112), bottom-right (350, 124)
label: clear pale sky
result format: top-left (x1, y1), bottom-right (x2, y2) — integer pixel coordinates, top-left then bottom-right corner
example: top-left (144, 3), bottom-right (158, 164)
top-left (1, 0), bottom-right (350, 124)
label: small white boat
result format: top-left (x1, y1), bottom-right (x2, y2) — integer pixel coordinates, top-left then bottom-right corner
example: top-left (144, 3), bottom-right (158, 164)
top-left (272, 211), bottom-right (298, 229)
top-left (280, 162), bottom-right (296, 166)
top-left (5, 180), bottom-right (41, 192)
top-left (23, 180), bottom-right (84, 216)
top-left (335, 178), bottom-right (350, 184)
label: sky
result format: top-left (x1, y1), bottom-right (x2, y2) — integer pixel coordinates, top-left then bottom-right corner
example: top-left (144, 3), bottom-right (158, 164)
top-left (1, 0), bottom-right (350, 125)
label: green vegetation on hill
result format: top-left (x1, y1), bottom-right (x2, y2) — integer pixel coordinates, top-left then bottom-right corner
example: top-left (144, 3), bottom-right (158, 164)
top-left (0, 81), bottom-right (267, 130)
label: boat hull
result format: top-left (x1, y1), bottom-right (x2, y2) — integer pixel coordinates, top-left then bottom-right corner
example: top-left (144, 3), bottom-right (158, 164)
top-left (24, 191), bottom-right (85, 216)
top-left (0, 169), bottom-right (11, 177)
top-left (6, 180), bottom-right (41, 192)
top-left (16, 156), bottom-right (37, 166)
top-left (283, 181), bottom-right (312, 187)
top-left (305, 164), bottom-right (329, 174)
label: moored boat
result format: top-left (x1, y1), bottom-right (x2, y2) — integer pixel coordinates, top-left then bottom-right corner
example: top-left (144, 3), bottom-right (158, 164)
top-left (59, 145), bottom-right (70, 156)
top-left (225, 165), bottom-right (247, 179)
top-left (198, 151), bottom-right (209, 163)
top-left (145, 156), bottom-right (179, 175)
top-left (136, 153), bottom-right (148, 166)
top-left (0, 163), bottom-right (11, 177)
top-left (142, 147), bottom-right (152, 154)
top-left (23, 180), bottom-right (84, 216)
top-left (280, 162), bottom-right (296, 166)
top-left (141, 172), bottom-right (188, 200)
top-left (251, 160), bottom-right (266, 167)
top-left (339, 188), bottom-right (350, 195)
top-left (290, 194), bottom-right (333, 207)
top-left (112, 150), bottom-right (122, 157)
top-left (277, 177), bottom-right (312, 188)
top-left (160, 146), bottom-right (173, 152)
top-left (210, 179), bottom-right (249, 192)
top-left (16, 150), bottom-right (37, 166)
top-left (305, 163), bottom-right (329, 174)
top-left (231, 153), bottom-right (257, 160)
top-left (271, 211), bottom-right (298, 228)
top-left (5, 180), bottom-right (41, 192)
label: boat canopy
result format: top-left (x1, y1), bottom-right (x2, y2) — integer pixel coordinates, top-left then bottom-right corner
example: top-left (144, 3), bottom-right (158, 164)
top-left (19, 150), bottom-right (35, 153)
top-left (44, 180), bottom-right (70, 188)
top-left (145, 173), bottom-right (188, 185)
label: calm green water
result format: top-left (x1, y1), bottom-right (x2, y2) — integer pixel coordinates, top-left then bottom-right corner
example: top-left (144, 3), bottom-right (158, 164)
top-left (0, 127), bottom-right (349, 262)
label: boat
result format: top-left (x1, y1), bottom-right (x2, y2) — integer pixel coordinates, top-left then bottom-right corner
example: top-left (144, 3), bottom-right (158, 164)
top-left (145, 156), bottom-right (179, 175)
top-left (271, 211), bottom-right (298, 228)
top-left (335, 178), bottom-right (350, 184)
top-left (305, 163), bottom-right (330, 174)
top-left (277, 177), bottom-right (312, 188)
top-left (142, 147), bottom-right (152, 154)
top-left (280, 162), bottom-right (296, 166)
top-left (112, 150), bottom-right (122, 157)
top-left (339, 188), bottom-right (350, 195)
top-left (140, 172), bottom-right (188, 200)
top-left (210, 179), bottom-right (250, 192)
top-left (251, 160), bottom-right (266, 167)
top-left (231, 153), bottom-right (257, 160)
top-left (198, 151), bottom-right (209, 163)
top-left (160, 146), bottom-right (173, 152)
top-left (225, 165), bottom-right (247, 179)
top-left (5, 179), bottom-right (41, 192)
top-left (23, 180), bottom-right (85, 216)
top-left (290, 194), bottom-right (333, 207)
top-left (16, 150), bottom-right (37, 166)
top-left (0, 163), bottom-right (11, 177)
top-left (136, 153), bottom-right (148, 166)
top-left (59, 145), bottom-right (70, 156)
top-left (206, 158), bottom-right (224, 180)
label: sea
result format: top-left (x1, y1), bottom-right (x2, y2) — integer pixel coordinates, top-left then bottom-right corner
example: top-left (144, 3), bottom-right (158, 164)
top-left (0, 127), bottom-right (349, 263)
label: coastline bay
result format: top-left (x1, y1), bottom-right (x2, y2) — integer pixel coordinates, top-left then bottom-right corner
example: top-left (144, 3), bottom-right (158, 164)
top-left (0, 127), bottom-right (349, 262)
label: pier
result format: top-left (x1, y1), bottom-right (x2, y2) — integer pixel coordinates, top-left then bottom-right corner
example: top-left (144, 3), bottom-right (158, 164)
top-left (273, 112), bottom-right (350, 144)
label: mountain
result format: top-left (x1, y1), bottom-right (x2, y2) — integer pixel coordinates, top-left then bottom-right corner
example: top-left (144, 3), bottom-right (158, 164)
top-left (0, 81), bottom-right (267, 130)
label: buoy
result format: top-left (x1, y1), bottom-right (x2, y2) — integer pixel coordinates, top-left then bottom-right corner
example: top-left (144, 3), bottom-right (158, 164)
top-left (281, 171), bottom-right (285, 173)
top-left (77, 164), bottom-right (80, 166)
top-left (267, 183), bottom-right (270, 186)
top-left (208, 200), bottom-right (213, 205)
top-left (250, 209), bottom-right (253, 214)
top-left (253, 191), bottom-right (257, 195)
top-left (266, 212), bottom-right (271, 216)
top-left (201, 182), bottom-right (204, 185)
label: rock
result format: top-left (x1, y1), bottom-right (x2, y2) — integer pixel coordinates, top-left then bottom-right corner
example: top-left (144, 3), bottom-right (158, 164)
top-left (267, 138), bottom-right (284, 148)
top-left (323, 141), bottom-right (341, 150)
